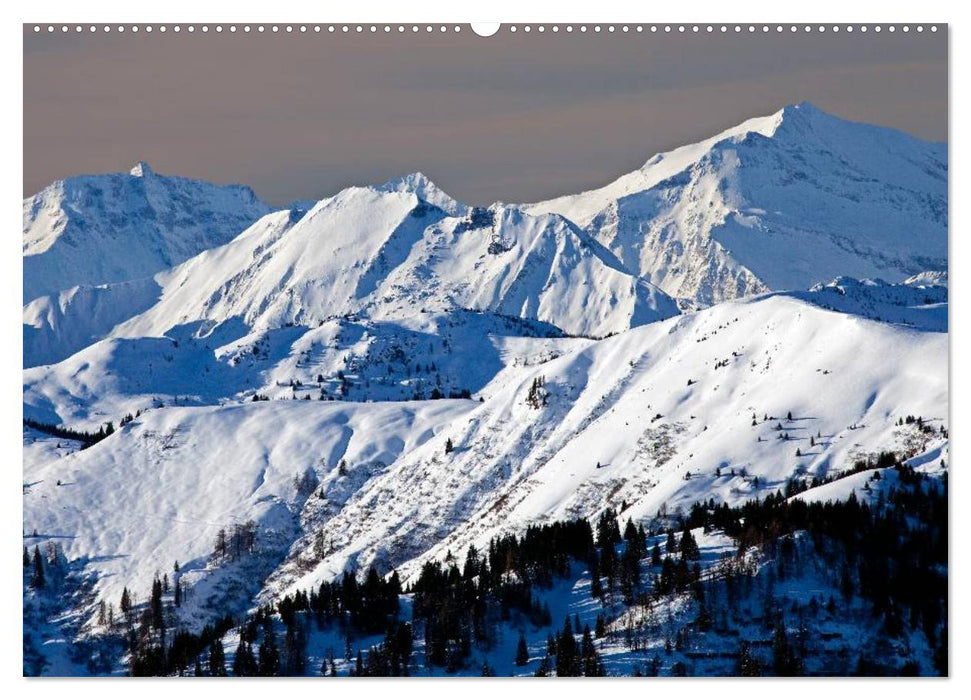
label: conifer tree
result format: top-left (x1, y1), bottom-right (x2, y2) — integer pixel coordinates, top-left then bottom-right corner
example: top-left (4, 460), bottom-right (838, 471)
top-left (555, 617), bottom-right (579, 677)
top-left (258, 626), bottom-right (280, 676)
top-left (209, 639), bottom-right (227, 676)
top-left (737, 641), bottom-right (761, 676)
top-left (581, 625), bottom-right (605, 676)
top-left (589, 556), bottom-right (604, 600)
top-left (595, 614), bottom-right (606, 639)
top-left (647, 541), bottom-right (660, 567)
top-left (515, 632), bottom-right (529, 666)
top-left (534, 656), bottom-right (550, 677)
top-left (150, 578), bottom-right (164, 631)
top-left (31, 546), bottom-right (45, 589)
top-left (679, 527), bottom-right (700, 560)
top-left (233, 641), bottom-right (256, 676)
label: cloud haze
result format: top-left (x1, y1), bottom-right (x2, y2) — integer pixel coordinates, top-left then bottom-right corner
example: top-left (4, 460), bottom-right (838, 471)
top-left (24, 26), bottom-right (947, 206)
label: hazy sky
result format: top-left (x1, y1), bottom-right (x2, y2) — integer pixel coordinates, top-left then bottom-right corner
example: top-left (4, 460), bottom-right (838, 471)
top-left (24, 25), bottom-right (947, 206)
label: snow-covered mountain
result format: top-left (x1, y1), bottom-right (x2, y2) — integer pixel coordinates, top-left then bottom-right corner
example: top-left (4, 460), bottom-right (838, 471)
top-left (23, 162), bottom-right (272, 304)
top-left (24, 292), bottom-right (948, 623)
top-left (797, 275), bottom-right (947, 331)
top-left (527, 103), bottom-right (947, 307)
top-left (24, 177), bottom-right (678, 369)
top-left (114, 184), bottom-right (675, 338)
top-left (22, 103), bottom-right (948, 676)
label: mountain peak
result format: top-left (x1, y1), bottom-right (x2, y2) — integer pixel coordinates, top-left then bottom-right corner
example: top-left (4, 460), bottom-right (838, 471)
top-left (24, 163), bottom-right (272, 304)
top-left (783, 100), bottom-right (822, 114)
top-left (377, 171), bottom-right (468, 217)
top-left (379, 171), bottom-right (439, 197)
top-left (774, 101), bottom-right (830, 128)
top-left (130, 161), bottom-right (154, 177)
top-left (391, 170), bottom-right (433, 189)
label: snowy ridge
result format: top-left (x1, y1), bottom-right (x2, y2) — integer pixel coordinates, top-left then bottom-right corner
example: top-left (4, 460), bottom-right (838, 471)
top-left (527, 103), bottom-right (947, 306)
top-left (24, 181), bottom-right (678, 369)
top-left (272, 293), bottom-right (946, 595)
top-left (23, 278), bottom-right (164, 368)
top-left (22, 309), bottom-right (578, 429)
top-left (526, 108), bottom-right (786, 227)
top-left (797, 276), bottom-right (947, 331)
top-left (111, 188), bottom-right (678, 339)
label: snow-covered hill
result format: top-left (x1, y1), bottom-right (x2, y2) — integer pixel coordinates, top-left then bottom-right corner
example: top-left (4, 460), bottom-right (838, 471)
top-left (270, 293), bottom-right (947, 596)
top-left (23, 162), bottom-right (271, 304)
top-left (23, 277), bottom-right (164, 368)
top-left (23, 308), bottom-right (580, 429)
top-left (23, 293), bottom-right (947, 625)
top-left (527, 103), bottom-right (947, 307)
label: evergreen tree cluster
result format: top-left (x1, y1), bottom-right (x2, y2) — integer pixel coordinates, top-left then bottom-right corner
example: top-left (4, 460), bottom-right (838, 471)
top-left (681, 462), bottom-right (947, 675)
top-left (295, 566), bottom-right (402, 634)
top-left (542, 616), bottom-right (606, 677)
top-left (23, 417), bottom-right (114, 449)
top-left (31, 455), bottom-right (944, 677)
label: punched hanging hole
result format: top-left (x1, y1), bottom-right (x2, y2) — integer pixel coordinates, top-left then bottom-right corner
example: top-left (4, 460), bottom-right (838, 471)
top-left (471, 23), bottom-right (501, 37)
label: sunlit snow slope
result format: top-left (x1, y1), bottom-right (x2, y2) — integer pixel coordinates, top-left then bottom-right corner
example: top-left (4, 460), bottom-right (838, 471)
top-left (23, 293), bottom-right (947, 616)
top-left (527, 103), bottom-right (947, 306)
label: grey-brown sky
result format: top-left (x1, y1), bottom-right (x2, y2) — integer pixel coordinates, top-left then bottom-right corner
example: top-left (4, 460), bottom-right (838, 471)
top-left (24, 25), bottom-right (947, 206)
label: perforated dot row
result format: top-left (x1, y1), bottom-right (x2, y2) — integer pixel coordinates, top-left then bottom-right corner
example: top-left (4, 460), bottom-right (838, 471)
top-left (504, 24), bottom-right (939, 34)
top-left (31, 24), bottom-right (466, 34)
top-left (30, 24), bottom-right (942, 35)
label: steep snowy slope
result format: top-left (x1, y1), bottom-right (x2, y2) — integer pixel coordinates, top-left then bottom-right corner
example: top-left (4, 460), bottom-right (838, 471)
top-left (269, 293), bottom-right (946, 596)
top-left (23, 400), bottom-right (475, 623)
top-left (527, 103), bottom-right (947, 307)
top-left (24, 293), bottom-right (946, 623)
top-left (23, 162), bottom-right (271, 303)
